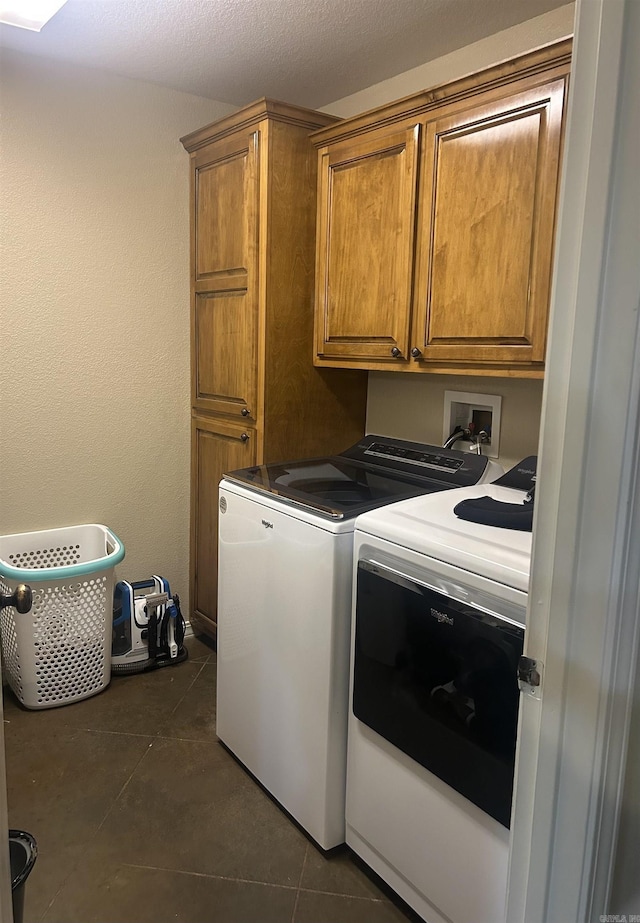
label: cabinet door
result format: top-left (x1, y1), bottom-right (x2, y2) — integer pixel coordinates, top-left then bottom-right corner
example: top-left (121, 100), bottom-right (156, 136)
top-left (192, 130), bottom-right (260, 421)
top-left (413, 77), bottom-right (566, 369)
top-left (314, 126), bottom-right (419, 365)
top-left (190, 416), bottom-right (256, 638)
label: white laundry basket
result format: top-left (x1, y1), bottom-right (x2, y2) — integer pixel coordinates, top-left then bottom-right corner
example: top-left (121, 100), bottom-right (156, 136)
top-left (0, 524), bottom-right (125, 709)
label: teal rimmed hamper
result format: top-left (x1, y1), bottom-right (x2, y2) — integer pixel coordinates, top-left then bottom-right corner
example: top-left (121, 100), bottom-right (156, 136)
top-left (0, 524), bottom-right (125, 709)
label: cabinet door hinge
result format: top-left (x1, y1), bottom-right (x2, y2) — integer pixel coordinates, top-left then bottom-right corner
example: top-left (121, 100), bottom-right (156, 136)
top-left (518, 655), bottom-right (543, 699)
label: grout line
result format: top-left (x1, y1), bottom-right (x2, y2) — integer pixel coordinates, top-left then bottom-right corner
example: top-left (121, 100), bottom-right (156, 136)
top-left (46, 725), bottom-right (218, 745)
top-left (122, 862), bottom-right (390, 903)
top-left (179, 658), bottom-right (209, 695)
top-left (39, 892), bottom-right (60, 923)
top-left (56, 726), bottom-right (159, 738)
top-left (153, 732), bottom-right (218, 743)
top-left (152, 659), bottom-right (209, 734)
top-left (291, 888), bottom-right (302, 923)
top-left (123, 863), bottom-right (297, 890)
top-left (297, 842), bottom-right (309, 889)
top-left (295, 850), bottom-right (395, 908)
top-left (297, 886), bottom-right (389, 903)
top-left (7, 714), bottom-right (218, 746)
top-left (291, 842), bottom-right (309, 923)
top-left (95, 738), bottom-right (155, 832)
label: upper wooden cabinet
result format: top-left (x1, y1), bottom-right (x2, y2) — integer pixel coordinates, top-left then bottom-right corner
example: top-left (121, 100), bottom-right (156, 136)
top-left (312, 40), bottom-right (571, 378)
top-left (315, 126), bottom-right (420, 362)
top-left (414, 74), bottom-right (566, 369)
top-left (181, 100), bottom-right (368, 639)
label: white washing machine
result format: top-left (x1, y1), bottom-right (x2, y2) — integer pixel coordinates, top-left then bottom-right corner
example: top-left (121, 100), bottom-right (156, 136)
top-left (216, 436), bottom-right (502, 850)
top-left (346, 459), bottom-right (536, 923)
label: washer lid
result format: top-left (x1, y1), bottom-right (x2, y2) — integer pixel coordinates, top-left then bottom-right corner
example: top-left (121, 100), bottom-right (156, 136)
top-left (223, 435), bottom-right (495, 521)
top-left (355, 482), bottom-right (533, 593)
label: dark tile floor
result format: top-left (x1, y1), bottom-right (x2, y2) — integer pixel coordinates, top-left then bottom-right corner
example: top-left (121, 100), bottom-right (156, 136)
top-left (3, 635), bottom-right (420, 923)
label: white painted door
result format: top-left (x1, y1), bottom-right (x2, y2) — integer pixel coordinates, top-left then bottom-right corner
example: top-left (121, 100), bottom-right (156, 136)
top-left (507, 0), bottom-right (640, 919)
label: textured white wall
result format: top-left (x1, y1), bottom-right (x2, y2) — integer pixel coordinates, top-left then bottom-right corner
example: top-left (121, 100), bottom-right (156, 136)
top-left (324, 4), bottom-right (576, 471)
top-left (0, 6), bottom-right (575, 609)
top-left (323, 4), bottom-right (575, 118)
top-left (0, 50), bottom-right (234, 610)
top-left (366, 373), bottom-right (544, 472)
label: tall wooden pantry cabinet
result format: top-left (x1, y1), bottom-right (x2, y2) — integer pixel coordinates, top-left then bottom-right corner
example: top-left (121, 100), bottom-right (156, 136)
top-left (181, 100), bottom-right (368, 641)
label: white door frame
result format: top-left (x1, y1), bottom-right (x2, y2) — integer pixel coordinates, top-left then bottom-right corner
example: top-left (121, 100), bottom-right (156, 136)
top-left (1, 663), bottom-right (13, 923)
top-left (507, 0), bottom-right (640, 920)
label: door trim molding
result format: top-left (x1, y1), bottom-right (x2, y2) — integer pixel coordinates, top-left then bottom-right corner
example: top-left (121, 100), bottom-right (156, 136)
top-left (507, 0), bottom-right (640, 920)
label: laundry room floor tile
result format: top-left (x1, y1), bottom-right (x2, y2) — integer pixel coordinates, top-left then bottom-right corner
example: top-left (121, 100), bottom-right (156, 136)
top-left (300, 843), bottom-right (392, 899)
top-left (42, 863), bottom-right (298, 923)
top-left (294, 890), bottom-right (417, 923)
top-left (2, 658), bottom-right (204, 737)
top-left (91, 734), bottom-right (309, 886)
top-left (3, 635), bottom-right (419, 923)
top-left (156, 660), bottom-right (216, 740)
top-left (4, 721), bottom-right (151, 922)
top-left (184, 632), bottom-right (216, 663)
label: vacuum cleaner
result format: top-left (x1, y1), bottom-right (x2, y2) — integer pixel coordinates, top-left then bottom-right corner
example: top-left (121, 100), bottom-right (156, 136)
top-left (111, 575), bottom-right (187, 674)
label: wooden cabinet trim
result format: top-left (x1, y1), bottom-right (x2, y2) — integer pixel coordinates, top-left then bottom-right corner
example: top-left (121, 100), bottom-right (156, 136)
top-left (324, 126), bottom-right (416, 166)
top-left (194, 275), bottom-right (248, 294)
top-left (191, 414), bottom-right (256, 439)
top-left (190, 610), bottom-right (217, 636)
top-left (310, 38), bottom-right (571, 148)
top-left (192, 400), bottom-right (255, 423)
top-left (193, 131), bottom-right (256, 169)
top-left (311, 354), bottom-right (545, 378)
top-left (181, 98), bottom-right (339, 153)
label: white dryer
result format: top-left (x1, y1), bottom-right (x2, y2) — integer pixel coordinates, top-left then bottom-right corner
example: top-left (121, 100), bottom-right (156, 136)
top-left (347, 459), bottom-right (536, 923)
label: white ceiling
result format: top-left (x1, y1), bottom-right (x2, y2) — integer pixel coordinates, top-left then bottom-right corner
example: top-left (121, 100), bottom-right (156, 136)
top-left (0, 0), bottom-right (570, 109)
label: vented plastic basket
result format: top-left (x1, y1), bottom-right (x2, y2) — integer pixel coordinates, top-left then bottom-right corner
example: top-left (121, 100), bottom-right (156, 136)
top-left (0, 524), bottom-right (125, 710)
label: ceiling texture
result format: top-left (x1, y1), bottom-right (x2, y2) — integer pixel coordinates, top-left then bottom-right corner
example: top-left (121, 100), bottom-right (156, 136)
top-left (0, 0), bottom-right (570, 108)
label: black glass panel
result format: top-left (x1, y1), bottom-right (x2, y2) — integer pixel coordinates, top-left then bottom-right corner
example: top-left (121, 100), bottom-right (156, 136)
top-left (225, 459), bottom-right (443, 519)
top-left (353, 562), bottom-right (524, 828)
top-left (224, 436), bottom-right (492, 518)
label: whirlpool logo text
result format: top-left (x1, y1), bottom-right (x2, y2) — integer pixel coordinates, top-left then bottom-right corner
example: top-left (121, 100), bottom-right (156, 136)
top-left (430, 608), bottom-right (454, 626)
